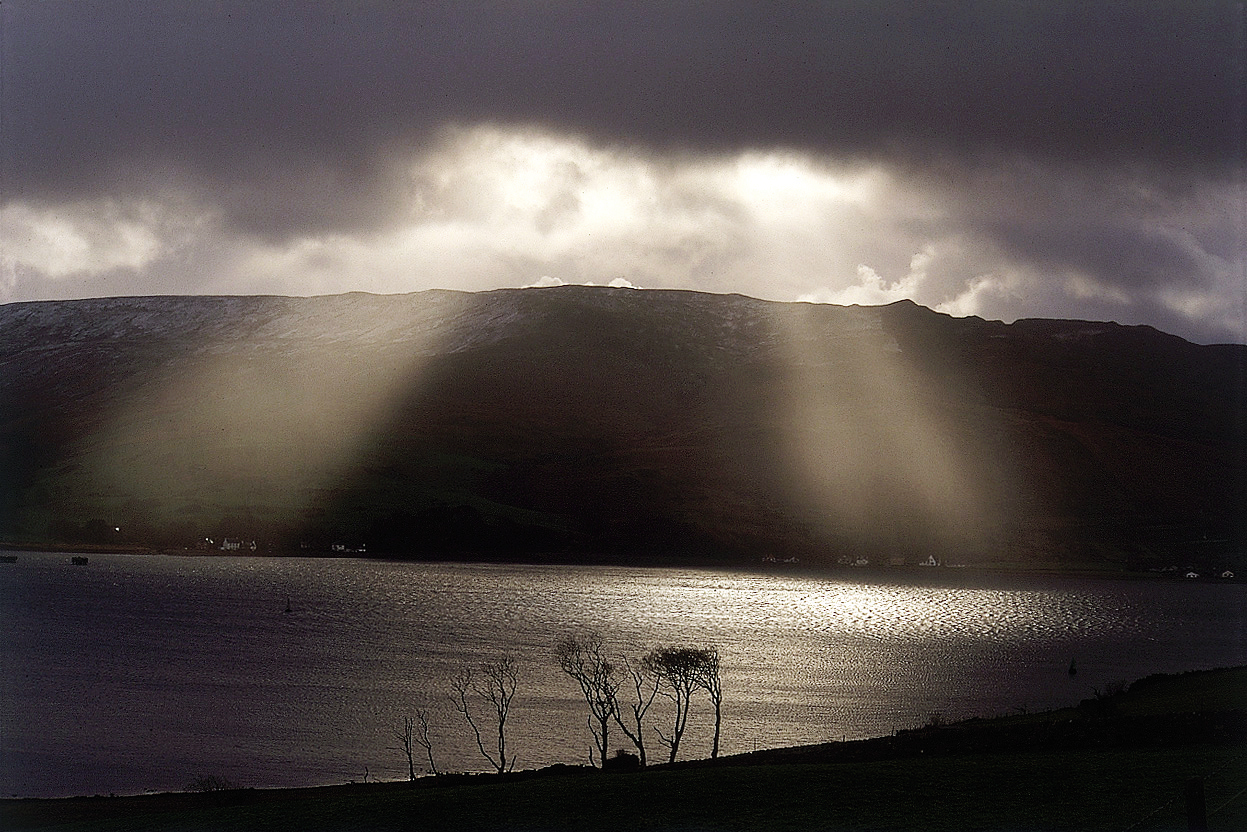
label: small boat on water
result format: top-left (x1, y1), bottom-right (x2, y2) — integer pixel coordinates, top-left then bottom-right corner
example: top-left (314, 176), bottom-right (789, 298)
top-left (71, 556), bottom-right (89, 565)
top-left (0, 555), bottom-right (17, 564)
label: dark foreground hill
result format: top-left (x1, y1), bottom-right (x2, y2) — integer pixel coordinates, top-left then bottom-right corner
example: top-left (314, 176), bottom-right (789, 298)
top-left (3, 667), bottom-right (1244, 831)
top-left (1, 286), bottom-right (1243, 569)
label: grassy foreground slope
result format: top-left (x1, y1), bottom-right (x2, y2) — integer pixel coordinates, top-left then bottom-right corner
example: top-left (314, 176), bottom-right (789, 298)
top-left (4, 668), bottom-right (1244, 831)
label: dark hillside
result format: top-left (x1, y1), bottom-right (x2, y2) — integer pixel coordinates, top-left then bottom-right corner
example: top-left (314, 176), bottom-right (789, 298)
top-left (1, 287), bottom-right (1242, 569)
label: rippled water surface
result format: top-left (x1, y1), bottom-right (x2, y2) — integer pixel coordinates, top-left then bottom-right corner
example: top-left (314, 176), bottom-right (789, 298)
top-left (1, 554), bottom-right (1243, 797)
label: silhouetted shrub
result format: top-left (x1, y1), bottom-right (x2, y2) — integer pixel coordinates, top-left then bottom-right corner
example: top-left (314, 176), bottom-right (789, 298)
top-left (185, 775), bottom-right (238, 792)
top-left (603, 749), bottom-right (640, 771)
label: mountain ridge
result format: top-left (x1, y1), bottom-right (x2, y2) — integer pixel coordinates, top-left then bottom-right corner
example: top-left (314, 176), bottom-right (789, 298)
top-left (2, 286), bottom-right (1243, 570)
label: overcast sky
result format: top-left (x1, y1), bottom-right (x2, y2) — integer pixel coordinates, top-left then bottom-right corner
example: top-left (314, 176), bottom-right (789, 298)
top-left (1, 1), bottom-right (1243, 343)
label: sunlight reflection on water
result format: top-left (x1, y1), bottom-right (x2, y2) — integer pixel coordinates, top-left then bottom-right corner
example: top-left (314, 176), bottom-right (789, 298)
top-left (1, 555), bottom-right (1242, 797)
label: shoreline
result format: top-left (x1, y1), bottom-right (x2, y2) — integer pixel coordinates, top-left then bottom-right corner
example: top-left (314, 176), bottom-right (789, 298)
top-left (1, 544), bottom-right (1234, 584)
top-left (5, 666), bottom-right (1244, 804)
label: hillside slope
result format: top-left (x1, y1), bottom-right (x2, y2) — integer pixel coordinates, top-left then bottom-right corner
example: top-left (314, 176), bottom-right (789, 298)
top-left (1, 287), bottom-right (1242, 569)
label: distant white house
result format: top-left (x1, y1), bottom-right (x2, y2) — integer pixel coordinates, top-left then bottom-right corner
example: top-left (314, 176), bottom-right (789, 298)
top-left (221, 538), bottom-right (257, 552)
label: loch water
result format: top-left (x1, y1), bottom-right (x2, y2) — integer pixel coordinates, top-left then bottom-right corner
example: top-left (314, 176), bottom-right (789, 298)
top-left (1, 553), bottom-right (1243, 798)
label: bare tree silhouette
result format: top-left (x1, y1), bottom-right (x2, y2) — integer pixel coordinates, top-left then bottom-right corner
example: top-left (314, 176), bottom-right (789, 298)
top-left (644, 645), bottom-right (714, 763)
top-left (693, 646), bottom-right (723, 758)
top-left (395, 707), bottom-right (440, 779)
top-left (414, 706), bottom-right (439, 776)
top-left (451, 656), bottom-right (518, 773)
top-left (614, 654), bottom-right (661, 767)
top-left (395, 716), bottom-right (418, 781)
top-left (556, 630), bottom-right (622, 767)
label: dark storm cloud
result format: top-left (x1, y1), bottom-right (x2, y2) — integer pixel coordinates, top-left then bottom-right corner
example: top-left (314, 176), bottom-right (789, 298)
top-left (939, 164), bottom-right (1231, 290)
top-left (3, 1), bottom-right (1240, 237)
top-left (2, 1), bottom-right (1242, 343)
top-left (987, 218), bottom-right (1210, 292)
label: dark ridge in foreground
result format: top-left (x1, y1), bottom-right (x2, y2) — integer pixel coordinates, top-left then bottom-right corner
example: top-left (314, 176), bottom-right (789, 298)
top-left (3, 666), bottom-right (1244, 831)
top-left (2, 286), bottom-right (1243, 571)
top-left (720, 665), bottom-right (1247, 767)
